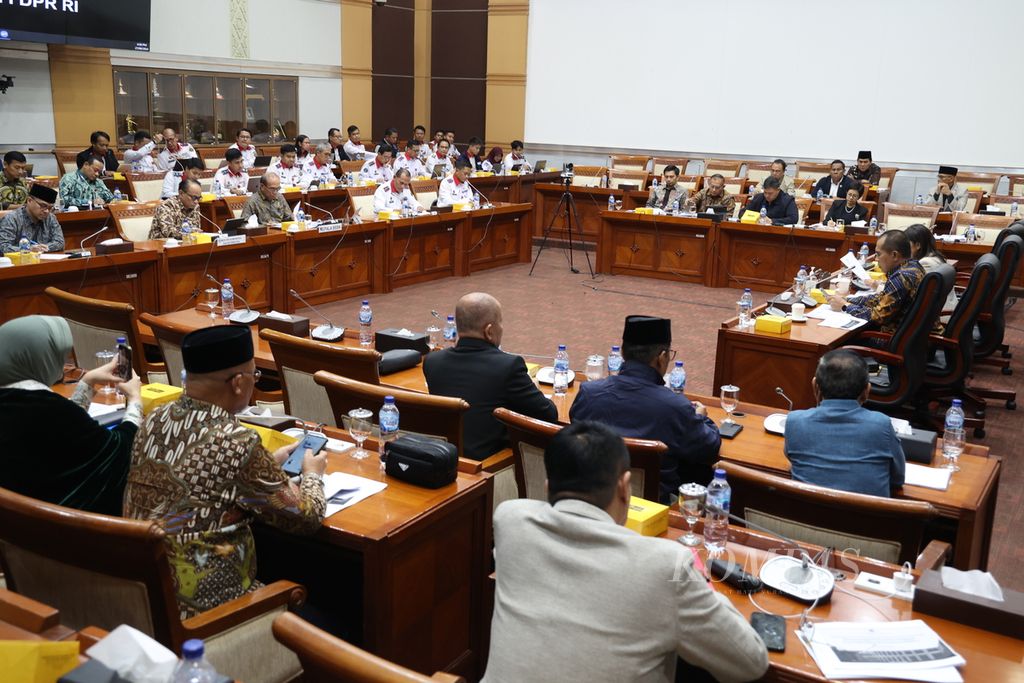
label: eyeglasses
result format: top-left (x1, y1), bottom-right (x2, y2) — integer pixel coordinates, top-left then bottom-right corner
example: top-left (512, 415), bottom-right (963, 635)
top-left (186, 194), bottom-right (203, 201)
top-left (30, 197), bottom-right (54, 213)
top-left (663, 348), bottom-right (677, 361)
top-left (226, 368), bottom-right (261, 383)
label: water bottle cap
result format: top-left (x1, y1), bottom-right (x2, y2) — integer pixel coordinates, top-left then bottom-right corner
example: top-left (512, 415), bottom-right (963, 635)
top-left (714, 468), bottom-right (727, 479)
top-left (674, 360), bottom-right (683, 367)
top-left (116, 337), bottom-right (126, 344)
top-left (743, 288), bottom-right (751, 292)
top-left (362, 300), bottom-right (369, 305)
top-left (611, 345), bottom-right (620, 351)
top-left (181, 639), bottom-right (204, 659)
top-left (446, 315), bottom-right (454, 321)
top-left (223, 278), bottom-right (230, 283)
top-left (952, 399), bottom-right (962, 406)
top-left (558, 344), bottom-right (566, 350)
top-left (384, 395), bottom-right (395, 404)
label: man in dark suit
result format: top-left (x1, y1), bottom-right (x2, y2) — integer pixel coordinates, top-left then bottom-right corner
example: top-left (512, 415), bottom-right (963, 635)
top-left (811, 159), bottom-right (857, 199)
top-left (423, 292), bottom-right (557, 460)
top-left (457, 136), bottom-right (484, 172)
top-left (76, 130), bottom-right (120, 174)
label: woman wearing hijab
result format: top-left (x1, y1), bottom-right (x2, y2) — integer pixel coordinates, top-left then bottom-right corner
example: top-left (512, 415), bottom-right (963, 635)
top-left (0, 315), bottom-right (143, 515)
top-left (481, 146), bottom-right (504, 173)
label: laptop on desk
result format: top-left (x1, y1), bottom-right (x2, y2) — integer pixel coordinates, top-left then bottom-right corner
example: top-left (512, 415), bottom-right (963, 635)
top-left (533, 160), bottom-right (547, 172)
top-left (246, 176), bottom-right (262, 193)
top-left (254, 155), bottom-right (272, 168)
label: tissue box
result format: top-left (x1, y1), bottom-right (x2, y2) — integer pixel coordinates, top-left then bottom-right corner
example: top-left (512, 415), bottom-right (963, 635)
top-left (452, 202), bottom-right (472, 212)
top-left (4, 251), bottom-right (38, 265)
top-left (193, 233), bottom-right (213, 244)
top-left (913, 570), bottom-right (1024, 639)
top-left (740, 209), bottom-right (760, 223)
top-left (754, 315), bottom-right (792, 334)
top-left (240, 225), bottom-right (268, 237)
top-left (141, 383), bottom-right (182, 414)
top-left (374, 328), bottom-right (430, 355)
top-left (280, 220), bottom-right (296, 231)
top-left (240, 422), bottom-right (298, 452)
top-left (899, 427), bottom-right (938, 464)
top-left (95, 241), bottom-right (134, 255)
top-left (634, 207), bottom-right (654, 215)
top-left (377, 210), bottom-right (396, 220)
top-left (200, 192), bottom-right (216, 202)
top-left (258, 312), bottom-right (310, 337)
top-left (625, 496), bottom-right (668, 537)
top-left (59, 660), bottom-right (131, 683)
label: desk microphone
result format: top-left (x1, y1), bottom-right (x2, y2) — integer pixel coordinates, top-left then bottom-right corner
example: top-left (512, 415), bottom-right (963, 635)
top-left (305, 203), bottom-right (339, 225)
top-left (289, 288), bottom-right (345, 342)
top-left (197, 211), bottom-right (223, 234)
top-left (774, 386), bottom-right (794, 412)
top-left (73, 225), bottom-right (109, 256)
top-left (467, 180), bottom-right (493, 208)
top-left (206, 274), bottom-right (259, 323)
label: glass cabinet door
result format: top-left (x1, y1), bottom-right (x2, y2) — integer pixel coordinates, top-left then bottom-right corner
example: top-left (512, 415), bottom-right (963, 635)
top-left (151, 73), bottom-right (183, 137)
top-left (215, 77), bottom-right (244, 144)
top-left (272, 79), bottom-right (298, 141)
top-left (184, 75), bottom-right (216, 144)
top-left (244, 78), bottom-right (272, 143)
top-left (113, 70), bottom-right (150, 146)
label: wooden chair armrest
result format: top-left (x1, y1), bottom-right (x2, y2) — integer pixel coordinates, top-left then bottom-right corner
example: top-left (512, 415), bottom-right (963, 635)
top-left (915, 540), bottom-right (951, 571)
top-left (479, 447), bottom-right (513, 473)
top-left (76, 626), bottom-right (110, 650)
top-left (842, 345), bottom-right (905, 366)
top-left (182, 580), bottom-right (306, 641)
top-left (939, 308), bottom-right (956, 316)
top-left (928, 335), bottom-right (959, 349)
top-left (977, 312), bottom-right (992, 323)
top-left (429, 674), bottom-right (466, 683)
top-left (457, 457), bottom-right (482, 474)
top-left (253, 388), bottom-right (284, 404)
top-left (0, 587), bottom-right (61, 633)
top-left (854, 330), bottom-right (892, 342)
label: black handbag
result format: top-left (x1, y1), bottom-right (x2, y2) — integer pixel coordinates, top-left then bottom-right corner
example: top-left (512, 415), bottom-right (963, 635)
top-left (383, 434), bottom-right (458, 488)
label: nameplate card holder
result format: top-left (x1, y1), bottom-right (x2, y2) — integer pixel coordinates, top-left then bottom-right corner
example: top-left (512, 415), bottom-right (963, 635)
top-left (216, 234), bottom-right (247, 247)
top-left (318, 223), bottom-right (345, 234)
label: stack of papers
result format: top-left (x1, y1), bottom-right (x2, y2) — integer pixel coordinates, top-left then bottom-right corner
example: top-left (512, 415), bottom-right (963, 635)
top-left (806, 306), bottom-right (868, 330)
top-left (321, 472), bottom-right (387, 516)
top-left (799, 620), bottom-right (965, 682)
top-left (904, 463), bottom-right (952, 491)
top-left (88, 402), bottom-right (124, 418)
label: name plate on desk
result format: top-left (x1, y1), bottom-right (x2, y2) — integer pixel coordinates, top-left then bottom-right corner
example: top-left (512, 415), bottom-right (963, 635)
top-left (318, 223), bottom-right (345, 234)
top-left (215, 234), bottom-right (247, 247)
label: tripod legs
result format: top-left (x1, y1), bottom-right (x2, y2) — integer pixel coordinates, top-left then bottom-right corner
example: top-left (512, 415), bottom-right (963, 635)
top-left (530, 188), bottom-right (595, 278)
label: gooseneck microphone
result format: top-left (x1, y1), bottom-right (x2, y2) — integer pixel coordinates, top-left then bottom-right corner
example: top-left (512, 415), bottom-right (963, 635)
top-left (206, 274), bottom-right (259, 323)
top-left (775, 386), bottom-right (794, 412)
top-left (197, 211), bottom-right (224, 234)
top-left (289, 288), bottom-right (345, 342)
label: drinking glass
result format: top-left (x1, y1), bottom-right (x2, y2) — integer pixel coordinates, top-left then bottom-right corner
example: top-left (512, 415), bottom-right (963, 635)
top-left (204, 288), bottom-right (219, 318)
top-left (942, 427), bottom-right (964, 472)
top-left (678, 483), bottom-right (707, 547)
top-left (720, 385), bottom-right (740, 424)
top-left (614, 199), bottom-right (623, 211)
top-left (426, 324), bottom-right (442, 350)
top-left (347, 408), bottom-right (374, 460)
top-left (585, 355), bottom-right (606, 381)
top-left (686, 199), bottom-right (697, 215)
top-left (94, 350), bottom-right (116, 394)
top-left (836, 219), bottom-right (845, 231)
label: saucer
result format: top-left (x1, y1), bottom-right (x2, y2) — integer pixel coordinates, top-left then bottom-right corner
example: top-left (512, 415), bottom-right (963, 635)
top-left (790, 315), bottom-right (808, 323)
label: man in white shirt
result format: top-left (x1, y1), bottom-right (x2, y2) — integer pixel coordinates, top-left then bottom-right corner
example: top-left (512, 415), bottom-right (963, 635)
top-left (445, 130), bottom-right (459, 158)
top-left (925, 165), bottom-right (969, 212)
top-left (372, 169), bottom-right (425, 214)
top-left (437, 159), bottom-right (474, 207)
top-left (301, 144), bottom-right (336, 188)
top-left (501, 140), bottom-right (532, 175)
top-left (161, 158), bottom-right (205, 199)
top-left (228, 128), bottom-right (257, 170)
top-left (427, 140), bottom-right (453, 178)
top-left (482, 421), bottom-right (769, 683)
top-left (327, 127), bottom-right (347, 164)
top-left (411, 125), bottom-right (429, 161)
top-left (123, 130), bottom-right (162, 173)
top-left (271, 144), bottom-right (305, 187)
top-left (343, 125), bottom-right (366, 160)
top-left (359, 145), bottom-right (395, 185)
top-left (156, 128), bottom-right (198, 172)
top-left (428, 129), bottom-right (444, 156)
top-left (393, 141), bottom-right (427, 178)
top-left (213, 149), bottom-right (249, 196)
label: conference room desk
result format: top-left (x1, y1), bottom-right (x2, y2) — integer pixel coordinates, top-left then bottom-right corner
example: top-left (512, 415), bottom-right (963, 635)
top-left (688, 394), bottom-right (1000, 571)
top-left (516, 170), bottom-right (561, 236)
top-left (55, 208), bottom-right (113, 250)
top-left (386, 212), bottom-right (465, 289)
top-left (301, 185), bottom-right (351, 223)
top-left (0, 248), bottom-right (160, 324)
top-left (285, 220), bottom-right (388, 310)
top-left (467, 174), bottom-right (518, 204)
top-left (658, 518), bottom-right (1024, 682)
top-left (711, 221), bottom-right (851, 292)
top-left (136, 233), bottom-right (290, 314)
top-left (533, 182), bottom-right (623, 241)
top-left (597, 211), bottom-right (715, 284)
top-left (460, 202), bottom-right (534, 274)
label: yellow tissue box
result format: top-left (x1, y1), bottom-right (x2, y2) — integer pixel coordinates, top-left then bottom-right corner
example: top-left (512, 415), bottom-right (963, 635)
top-left (754, 314), bottom-right (792, 334)
top-left (625, 496), bottom-right (669, 537)
top-left (452, 202), bottom-right (472, 212)
top-left (4, 251), bottom-right (38, 265)
top-left (509, 171), bottom-right (520, 176)
top-left (283, 186), bottom-right (301, 193)
top-left (193, 232), bottom-right (213, 244)
top-left (361, 179), bottom-right (377, 186)
top-left (634, 207), bottom-right (653, 215)
top-left (740, 209), bottom-right (761, 223)
top-left (240, 422), bottom-right (298, 452)
top-left (809, 288), bottom-right (828, 304)
top-left (280, 220), bottom-right (295, 231)
top-left (377, 210), bottom-right (396, 220)
top-left (112, 172), bottom-right (126, 180)
top-left (200, 192), bottom-right (216, 202)
top-left (868, 270), bottom-right (886, 281)
top-left (141, 383), bottom-right (182, 414)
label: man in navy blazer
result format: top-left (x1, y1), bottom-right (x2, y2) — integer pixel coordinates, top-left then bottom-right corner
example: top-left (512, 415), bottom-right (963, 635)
top-left (423, 292), bottom-right (557, 460)
top-left (784, 349), bottom-right (905, 497)
top-left (811, 159), bottom-right (858, 199)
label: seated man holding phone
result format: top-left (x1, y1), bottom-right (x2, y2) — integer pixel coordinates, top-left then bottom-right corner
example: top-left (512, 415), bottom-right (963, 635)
top-left (124, 325), bottom-right (326, 618)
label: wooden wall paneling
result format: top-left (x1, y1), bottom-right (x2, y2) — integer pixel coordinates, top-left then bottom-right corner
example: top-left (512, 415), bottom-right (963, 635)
top-left (47, 45), bottom-right (116, 148)
top-left (372, 0), bottom-right (415, 141)
top-left (414, 0), bottom-right (433, 130)
top-left (431, 0), bottom-right (488, 145)
top-left (342, 0), bottom-right (375, 138)
top-left (485, 0), bottom-right (529, 149)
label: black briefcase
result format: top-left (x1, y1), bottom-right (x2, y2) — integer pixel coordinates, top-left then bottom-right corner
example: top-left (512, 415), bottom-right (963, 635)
top-left (383, 434), bottom-right (458, 488)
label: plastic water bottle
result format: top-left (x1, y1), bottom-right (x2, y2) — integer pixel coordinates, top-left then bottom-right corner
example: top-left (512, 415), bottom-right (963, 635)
top-left (181, 220), bottom-right (193, 245)
top-left (473, 192), bottom-right (481, 209)
top-left (1011, 200), bottom-right (1019, 218)
top-left (651, 177), bottom-right (659, 191)
top-left (180, 369), bottom-right (187, 390)
top-left (171, 639), bottom-right (218, 683)
top-left (113, 188), bottom-right (123, 202)
top-left (379, 396), bottom-right (400, 451)
top-left (670, 198), bottom-right (680, 215)
top-left (795, 265), bottom-right (808, 298)
top-left (220, 279), bottom-right (235, 319)
top-left (213, 178), bottom-right (223, 197)
top-left (18, 237), bottom-right (30, 264)
top-left (296, 208), bottom-right (307, 230)
top-left (915, 194), bottom-right (924, 205)
top-left (759, 206), bottom-right (767, 222)
top-left (668, 360), bottom-right (686, 394)
top-left (816, 188), bottom-right (824, 201)
top-left (359, 300), bottom-right (373, 347)
top-left (553, 344), bottom-right (569, 396)
top-left (607, 195), bottom-right (615, 212)
top-left (704, 468), bottom-right (731, 554)
top-left (607, 345), bottom-right (623, 375)
top-left (942, 399), bottom-right (966, 468)
top-left (966, 223), bottom-right (977, 242)
top-left (443, 314), bottom-right (457, 347)
top-left (859, 242), bottom-right (870, 265)
top-left (868, 216), bottom-right (878, 234)
top-left (738, 288), bottom-right (753, 328)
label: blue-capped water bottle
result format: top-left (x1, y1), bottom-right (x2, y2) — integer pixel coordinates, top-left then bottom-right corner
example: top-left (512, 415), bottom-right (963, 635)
top-left (607, 345), bottom-right (623, 375)
top-left (868, 216), bottom-right (878, 234)
top-left (18, 237), bottom-right (30, 264)
top-left (942, 399), bottom-right (965, 471)
top-left (553, 344), bottom-right (569, 396)
top-left (113, 188), bottom-right (123, 202)
top-left (359, 300), bottom-right (373, 347)
top-left (668, 360), bottom-right (686, 394)
top-left (703, 468), bottom-right (731, 554)
top-left (443, 314), bottom-right (457, 347)
top-left (607, 195), bottom-right (615, 212)
top-left (915, 194), bottom-right (924, 205)
top-left (859, 242), bottom-right (870, 265)
top-left (171, 639), bottom-right (219, 683)
top-left (379, 395), bottom-right (400, 462)
top-left (220, 279), bottom-right (234, 319)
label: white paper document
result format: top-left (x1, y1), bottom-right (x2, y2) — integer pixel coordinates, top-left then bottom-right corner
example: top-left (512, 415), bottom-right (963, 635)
top-left (904, 463), bottom-right (952, 491)
top-left (798, 620), bottom-right (965, 682)
top-left (817, 313), bottom-right (868, 330)
top-left (839, 251), bottom-right (872, 281)
top-left (88, 401), bottom-right (124, 418)
top-left (321, 471), bottom-right (387, 517)
top-left (39, 253), bottom-right (71, 261)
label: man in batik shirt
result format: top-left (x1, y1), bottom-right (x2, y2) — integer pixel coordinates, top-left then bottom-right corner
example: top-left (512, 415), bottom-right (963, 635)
top-left (123, 325), bottom-right (326, 618)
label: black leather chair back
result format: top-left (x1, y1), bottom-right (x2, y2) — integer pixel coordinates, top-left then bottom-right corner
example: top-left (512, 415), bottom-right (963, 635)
top-left (927, 254), bottom-right (999, 388)
top-left (975, 235), bottom-right (1022, 358)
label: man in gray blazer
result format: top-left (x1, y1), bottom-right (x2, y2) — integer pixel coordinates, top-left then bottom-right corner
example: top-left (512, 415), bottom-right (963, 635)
top-left (483, 422), bottom-right (769, 683)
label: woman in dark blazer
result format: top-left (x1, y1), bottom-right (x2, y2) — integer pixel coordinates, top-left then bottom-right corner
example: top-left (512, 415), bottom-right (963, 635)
top-left (825, 186), bottom-right (870, 226)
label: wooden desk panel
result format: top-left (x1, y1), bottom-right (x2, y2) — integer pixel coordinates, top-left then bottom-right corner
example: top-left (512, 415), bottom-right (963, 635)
top-left (468, 174), bottom-right (517, 204)
top-left (387, 214), bottom-right (462, 289)
top-left (598, 211), bottom-right (714, 284)
top-left (0, 250), bottom-right (160, 325)
top-left (286, 222), bottom-right (388, 311)
top-left (302, 186), bottom-right (351, 223)
top-left (533, 183), bottom-right (622, 241)
top-left (714, 222), bottom-right (849, 292)
top-left (517, 171), bottom-right (562, 238)
top-left (462, 203), bottom-right (533, 274)
top-left (56, 208), bottom-right (112, 250)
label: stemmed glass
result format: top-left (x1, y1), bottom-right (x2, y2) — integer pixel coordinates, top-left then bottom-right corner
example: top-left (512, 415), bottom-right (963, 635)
top-left (720, 385), bottom-right (740, 424)
top-left (204, 288), bottom-right (219, 319)
top-left (678, 483), bottom-right (707, 547)
top-left (613, 199), bottom-right (623, 211)
top-left (347, 408), bottom-right (373, 460)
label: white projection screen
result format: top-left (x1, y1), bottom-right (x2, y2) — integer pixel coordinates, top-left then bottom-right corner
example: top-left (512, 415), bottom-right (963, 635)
top-left (525, 0), bottom-right (1024, 168)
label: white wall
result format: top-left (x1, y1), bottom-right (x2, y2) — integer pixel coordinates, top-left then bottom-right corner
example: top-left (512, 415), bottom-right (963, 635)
top-left (299, 76), bottom-right (344, 140)
top-left (526, 0), bottom-right (1024, 171)
top-left (0, 45), bottom-right (57, 147)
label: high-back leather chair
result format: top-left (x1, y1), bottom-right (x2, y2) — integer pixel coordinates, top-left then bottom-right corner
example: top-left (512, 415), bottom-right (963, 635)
top-left (881, 202), bottom-right (941, 231)
top-left (0, 486), bottom-right (305, 683)
top-left (346, 185), bottom-right (378, 221)
top-left (703, 159), bottom-right (743, 178)
top-left (410, 179), bottom-right (440, 209)
top-left (126, 171), bottom-right (167, 202)
top-left (843, 265), bottom-right (954, 411)
top-left (608, 154), bottom-right (650, 172)
top-left (794, 161), bottom-right (830, 180)
top-left (108, 201), bottom-right (159, 242)
top-left (569, 166), bottom-right (607, 188)
top-left (607, 169), bottom-right (650, 191)
top-left (717, 461), bottom-right (947, 567)
top-left (651, 157), bottom-right (689, 176)
top-left (260, 329), bottom-right (382, 427)
top-left (493, 407), bottom-right (664, 505)
top-left (272, 612), bottom-right (464, 683)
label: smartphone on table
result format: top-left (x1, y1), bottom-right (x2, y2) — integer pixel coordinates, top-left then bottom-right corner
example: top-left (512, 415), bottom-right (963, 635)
top-left (282, 432), bottom-right (329, 476)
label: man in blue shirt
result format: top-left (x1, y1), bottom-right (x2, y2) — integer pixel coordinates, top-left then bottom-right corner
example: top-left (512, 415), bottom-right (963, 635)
top-left (569, 315), bottom-right (721, 501)
top-left (784, 350), bottom-right (905, 497)
top-left (741, 176), bottom-right (799, 225)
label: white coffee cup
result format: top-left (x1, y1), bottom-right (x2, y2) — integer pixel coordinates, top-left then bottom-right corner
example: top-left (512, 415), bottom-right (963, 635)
top-left (791, 303), bottom-right (806, 320)
top-left (836, 276), bottom-right (851, 295)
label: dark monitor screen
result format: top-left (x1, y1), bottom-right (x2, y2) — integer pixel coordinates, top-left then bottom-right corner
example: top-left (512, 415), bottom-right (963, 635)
top-left (0, 1), bottom-right (151, 52)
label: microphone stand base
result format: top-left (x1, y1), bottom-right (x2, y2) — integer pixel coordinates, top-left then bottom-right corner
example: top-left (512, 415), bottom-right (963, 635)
top-left (228, 310), bottom-right (260, 325)
top-left (759, 555), bottom-right (835, 604)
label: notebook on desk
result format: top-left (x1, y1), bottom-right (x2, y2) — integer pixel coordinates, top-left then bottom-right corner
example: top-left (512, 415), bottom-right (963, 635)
top-left (254, 155), bottom-right (272, 167)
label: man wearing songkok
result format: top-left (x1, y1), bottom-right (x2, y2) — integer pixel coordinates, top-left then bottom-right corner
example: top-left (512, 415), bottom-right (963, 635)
top-left (848, 150), bottom-right (881, 188)
top-left (0, 183), bottom-right (64, 253)
top-left (924, 165), bottom-right (969, 212)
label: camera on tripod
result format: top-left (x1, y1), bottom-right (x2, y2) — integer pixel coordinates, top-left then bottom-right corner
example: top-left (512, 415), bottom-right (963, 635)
top-left (560, 162), bottom-right (574, 186)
